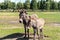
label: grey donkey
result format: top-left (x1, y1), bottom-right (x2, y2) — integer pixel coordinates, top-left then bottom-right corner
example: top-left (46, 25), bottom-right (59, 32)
top-left (19, 10), bottom-right (31, 39)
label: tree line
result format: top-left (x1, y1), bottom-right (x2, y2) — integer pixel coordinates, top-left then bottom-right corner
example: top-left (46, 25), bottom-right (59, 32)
top-left (0, 0), bottom-right (60, 11)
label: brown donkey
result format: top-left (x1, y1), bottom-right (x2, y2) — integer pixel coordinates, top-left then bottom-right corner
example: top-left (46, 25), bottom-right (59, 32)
top-left (30, 14), bottom-right (45, 40)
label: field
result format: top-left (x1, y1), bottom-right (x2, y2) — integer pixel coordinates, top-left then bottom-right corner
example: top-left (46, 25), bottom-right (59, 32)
top-left (0, 12), bottom-right (60, 40)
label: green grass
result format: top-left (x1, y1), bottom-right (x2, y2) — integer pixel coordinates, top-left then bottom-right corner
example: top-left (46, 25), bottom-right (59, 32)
top-left (0, 12), bottom-right (60, 40)
top-left (0, 12), bottom-right (60, 23)
top-left (0, 26), bottom-right (60, 40)
top-left (28, 12), bottom-right (60, 23)
top-left (44, 25), bottom-right (60, 40)
top-left (0, 12), bottom-right (18, 16)
top-left (0, 28), bottom-right (24, 37)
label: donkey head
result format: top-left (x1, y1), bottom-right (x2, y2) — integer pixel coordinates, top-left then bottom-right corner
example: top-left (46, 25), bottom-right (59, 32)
top-left (19, 11), bottom-right (26, 23)
top-left (19, 11), bottom-right (31, 24)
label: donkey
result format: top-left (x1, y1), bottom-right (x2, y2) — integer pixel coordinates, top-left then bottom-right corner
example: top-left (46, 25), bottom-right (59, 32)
top-left (19, 10), bottom-right (31, 39)
top-left (30, 14), bottom-right (45, 40)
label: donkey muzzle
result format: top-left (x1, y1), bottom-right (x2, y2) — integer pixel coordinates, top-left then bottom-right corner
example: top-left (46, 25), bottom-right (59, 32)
top-left (19, 19), bottom-right (23, 23)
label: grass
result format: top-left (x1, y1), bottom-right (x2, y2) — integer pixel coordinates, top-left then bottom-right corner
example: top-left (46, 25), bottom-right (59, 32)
top-left (0, 12), bottom-right (18, 16)
top-left (0, 28), bottom-right (24, 38)
top-left (0, 26), bottom-right (60, 40)
top-left (44, 25), bottom-right (60, 40)
top-left (0, 12), bottom-right (60, 40)
top-left (28, 12), bottom-right (60, 23)
top-left (0, 12), bottom-right (60, 23)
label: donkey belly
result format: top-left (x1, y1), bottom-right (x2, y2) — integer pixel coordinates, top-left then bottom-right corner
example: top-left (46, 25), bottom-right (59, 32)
top-left (32, 25), bottom-right (37, 29)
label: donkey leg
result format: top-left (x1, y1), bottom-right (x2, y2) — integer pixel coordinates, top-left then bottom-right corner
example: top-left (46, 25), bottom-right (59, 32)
top-left (33, 29), bottom-right (36, 40)
top-left (38, 29), bottom-right (44, 40)
top-left (40, 28), bottom-right (44, 40)
top-left (27, 28), bottom-right (29, 40)
top-left (37, 29), bottom-right (38, 35)
top-left (37, 29), bottom-right (39, 40)
top-left (24, 25), bottom-right (27, 37)
top-left (37, 29), bottom-right (40, 40)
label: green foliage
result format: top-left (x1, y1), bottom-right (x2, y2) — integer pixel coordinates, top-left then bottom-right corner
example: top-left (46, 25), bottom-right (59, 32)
top-left (30, 0), bottom-right (37, 10)
top-left (0, 0), bottom-right (60, 11)
top-left (3, 0), bottom-right (10, 9)
top-left (37, 1), bottom-right (41, 9)
top-left (17, 2), bottom-right (23, 9)
top-left (0, 0), bottom-right (15, 9)
top-left (46, 0), bottom-right (49, 2)
top-left (46, 0), bottom-right (51, 10)
top-left (8, 2), bottom-right (15, 9)
top-left (50, 1), bottom-right (58, 10)
top-left (24, 0), bottom-right (30, 9)
top-left (40, 0), bottom-right (46, 10)
top-left (58, 1), bottom-right (60, 10)
top-left (0, 3), bottom-right (5, 9)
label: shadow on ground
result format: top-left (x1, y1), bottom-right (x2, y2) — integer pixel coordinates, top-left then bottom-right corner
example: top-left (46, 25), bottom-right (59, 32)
top-left (0, 33), bottom-right (49, 40)
top-left (0, 33), bottom-right (33, 40)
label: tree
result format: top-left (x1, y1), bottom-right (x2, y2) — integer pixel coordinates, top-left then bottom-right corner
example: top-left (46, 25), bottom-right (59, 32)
top-left (46, 0), bottom-right (51, 10)
top-left (8, 2), bottom-right (15, 9)
top-left (54, 2), bottom-right (58, 10)
top-left (4, 2), bottom-right (8, 9)
top-left (37, 1), bottom-right (41, 9)
top-left (0, 3), bottom-right (1, 9)
top-left (24, 0), bottom-right (30, 9)
top-left (17, 2), bottom-right (23, 9)
top-left (0, 3), bottom-right (5, 9)
top-left (4, 0), bottom-right (10, 9)
top-left (30, 0), bottom-right (37, 10)
top-left (50, 1), bottom-right (58, 10)
top-left (40, 0), bottom-right (46, 10)
top-left (58, 1), bottom-right (60, 10)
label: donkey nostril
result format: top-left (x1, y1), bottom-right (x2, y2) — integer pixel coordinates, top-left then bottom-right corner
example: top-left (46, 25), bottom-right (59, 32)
top-left (19, 21), bottom-right (22, 23)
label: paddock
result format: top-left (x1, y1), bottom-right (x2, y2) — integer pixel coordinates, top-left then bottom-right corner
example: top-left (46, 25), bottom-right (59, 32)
top-left (0, 12), bottom-right (60, 40)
